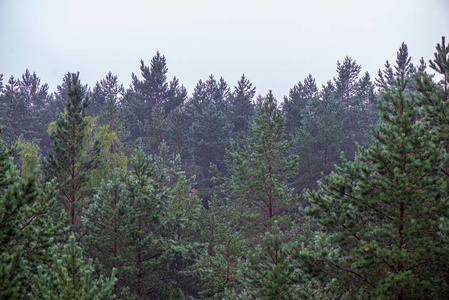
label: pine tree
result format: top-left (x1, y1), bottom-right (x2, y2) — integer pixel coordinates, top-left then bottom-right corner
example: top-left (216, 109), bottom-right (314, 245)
top-left (332, 57), bottom-right (378, 157)
top-left (123, 52), bottom-right (187, 145)
top-left (82, 170), bottom-right (131, 297)
top-left (230, 74), bottom-right (256, 140)
top-left (32, 235), bottom-right (117, 299)
top-left (116, 147), bottom-right (203, 298)
top-left (0, 135), bottom-right (61, 298)
top-left (43, 72), bottom-right (101, 231)
top-left (87, 71), bottom-right (125, 119)
top-left (0, 76), bottom-right (28, 147)
top-left (376, 42), bottom-right (414, 91)
top-left (282, 74), bottom-right (318, 138)
top-left (239, 222), bottom-right (303, 299)
top-left (418, 36), bottom-right (449, 154)
top-left (141, 103), bottom-right (167, 152)
top-left (164, 76), bottom-right (188, 114)
top-left (164, 107), bottom-right (189, 157)
top-left (334, 56), bottom-right (362, 107)
top-left (50, 73), bottom-right (89, 121)
top-left (220, 91), bottom-right (299, 242)
top-left (196, 195), bottom-right (246, 298)
top-left (293, 81), bottom-right (346, 191)
top-left (18, 69), bottom-right (53, 152)
top-left (356, 71), bottom-right (378, 148)
top-left (185, 76), bottom-right (233, 205)
top-left (305, 64), bottom-right (449, 298)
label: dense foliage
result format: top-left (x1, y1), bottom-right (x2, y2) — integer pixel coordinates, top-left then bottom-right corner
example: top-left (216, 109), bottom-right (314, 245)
top-left (0, 37), bottom-right (448, 298)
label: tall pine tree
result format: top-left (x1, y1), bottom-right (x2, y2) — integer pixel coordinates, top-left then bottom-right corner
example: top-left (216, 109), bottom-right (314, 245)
top-left (43, 73), bottom-right (101, 231)
top-left (219, 91), bottom-right (299, 243)
top-left (305, 51), bottom-right (449, 298)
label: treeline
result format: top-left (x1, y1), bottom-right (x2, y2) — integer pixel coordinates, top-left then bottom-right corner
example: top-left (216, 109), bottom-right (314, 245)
top-left (1, 37), bottom-right (448, 298)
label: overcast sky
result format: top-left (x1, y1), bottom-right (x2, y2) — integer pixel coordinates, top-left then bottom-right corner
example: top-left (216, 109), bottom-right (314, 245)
top-left (1, 0), bottom-right (448, 99)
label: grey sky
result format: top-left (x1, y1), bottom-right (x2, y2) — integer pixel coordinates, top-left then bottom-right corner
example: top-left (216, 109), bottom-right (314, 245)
top-left (1, 0), bottom-right (448, 99)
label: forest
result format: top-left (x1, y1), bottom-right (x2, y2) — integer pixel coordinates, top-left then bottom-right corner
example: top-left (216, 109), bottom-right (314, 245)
top-left (1, 37), bottom-right (448, 299)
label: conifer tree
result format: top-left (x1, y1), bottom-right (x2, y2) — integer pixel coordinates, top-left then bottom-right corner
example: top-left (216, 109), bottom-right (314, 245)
top-left (220, 91), bottom-right (299, 242)
top-left (118, 150), bottom-right (162, 297)
top-left (0, 76), bottom-right (28, 147)
top-left (82, 170), bottom-right (130, 297)
top-left (18, 69), bottom-right (53, 152)
top-left (239, 222), bottom-right (303, 299)
top-left (123, 52), bottom-right (187, 144)
top-left (0, 136), bottom-right (61, 298)
top-left (332, 57), bottom-right (378, 156)
top-left (334, 56), bottom-right (362, 107)
top-left (418, 36), bottom-right (449, 155)
top-left (50, 73), bottom-right (88, 121)
top-left (32, 235), bottom-right (116, 299)
top-left (116, 147), bottom-right (203, 298)
top-left (376, 42), bottom-right (414, 91)
top-left (305, 60), bottom-right (449, 298)
top-left (230, 74), bottom-right (256, 140)
top-left (283, 74), bottom-right (318, 137)
top-left (164, 107), bottom-right (189, 157)
top-left (43, 72), bottom-right (101, 231)
top-left (294, 81), bottom-right (346, 191)
top-left (142, 103), bottom-right (167, 152)
top-left (185, 76), bottom-right (233, 205)
top-left (87, 71), bottom-right (125, 119)
top-left (196, 195), bottom-right (246, 298)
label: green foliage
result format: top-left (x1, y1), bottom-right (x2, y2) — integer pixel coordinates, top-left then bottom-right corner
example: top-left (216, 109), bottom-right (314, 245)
top-left (196, 196), bottom-right (246, 298)
top-left (282, 74), bottom-right (318, 137)
top-left (333, 57), bottom-right (378, 157)
top-left (88, 124), bottom-right (128, 188)
top-left (286, 66), bottom-right (378, 195)
top-left (376, 42), bottom-right (415, 91)
top-left (82, 145), bottom-right (204, 298)
top-left (221, 91), bottom-right (299, 240)
top-left (200, 91), bottom-right (302, 298)
top-left (16, 137), bottom-right (39, 179)
top-left (185, 76), bottom-right (233, 204)
top-left (43, 72), bottom-right (101, 230)
top-left (230, 74), bottom-right (256, 140)
top-left (141, 103), bottom-right (167, 152)
top-left (87, 71), bottom-right (125, 120)
top-left (0, 70), bottom-right (53, 152)
top-left (305, 57), bottom-right (449, 298)
top-left (239, 223), bottom-right (303, 299)
top-left (0, 136), bottom-right (61, 298)
top-left (417, 36), bottom-right (449, 155)
top-left (4, 34), bottom-right (449, 300)
top-left (163, 107), bottom-right (189, 157)
top-left (293, 81), bottom-right (346, 191)
top-left (334, 56), bottom-right (362, 105)
top-left (130, 147), bottom-right (203, 298)
top-left (32, 235), bottom-right (116, 299)
top-left (123, 52), bottom-right (187, 143)
top-left (82, 170), bottom-right (131, 297)
top-left (0, 76), bottom-right (28, 147)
